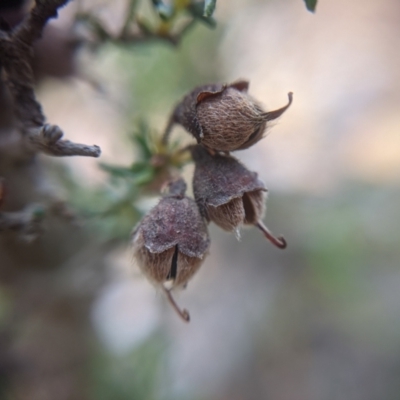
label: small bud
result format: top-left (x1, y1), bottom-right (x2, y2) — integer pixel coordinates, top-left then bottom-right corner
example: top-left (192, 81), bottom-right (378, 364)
top-left (167, 81), bottom-right (292, 152)
top-left (191, 146), bottom-right (286, 248)
top-left (132, 178), bottom-right (210, 322)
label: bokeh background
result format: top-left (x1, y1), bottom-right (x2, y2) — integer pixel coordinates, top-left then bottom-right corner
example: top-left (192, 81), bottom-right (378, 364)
top-left (2, 0), bottom-right (400, 399)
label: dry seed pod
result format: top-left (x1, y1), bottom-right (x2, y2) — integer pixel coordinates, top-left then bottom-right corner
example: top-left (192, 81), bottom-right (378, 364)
top-left (165, 81), bottom-right (292, 152)
top-left (132, 178), bottom-right (210, 322)
top-left (191, 145), bottom-right (286, 249)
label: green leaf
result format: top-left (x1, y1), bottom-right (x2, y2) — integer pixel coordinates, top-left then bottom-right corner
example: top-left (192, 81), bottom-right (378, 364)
top-left (203, 0), bottom-right (217, 18)
top-left (303, 0), bottom-right (317, 12)
top-left (188, 3), bottom-right (217, 27)
top-left (134, 167), bottom-right (155, 186)
top-left (151, 0), bottom-right (173, 20)
top-left (99, 163), bottom-right (135, 178)
top-left (129, 162), bottom-right (149, 173)
top-left (132, 121), bottom-right (156, 159)
top-left (99, 161), bottom-right (153, 181)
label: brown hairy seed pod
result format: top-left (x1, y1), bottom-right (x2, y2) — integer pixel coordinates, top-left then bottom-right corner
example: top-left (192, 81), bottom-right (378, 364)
top-left (131, 178), bottom-right (210, 322)
top-left (163, 80), bottom-right (292, 152)
top-left (191, 145), bottom-right (286, 249)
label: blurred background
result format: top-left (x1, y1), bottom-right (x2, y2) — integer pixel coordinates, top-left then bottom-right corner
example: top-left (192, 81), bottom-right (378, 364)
top-left (1, 0), bottom-right (400, 399)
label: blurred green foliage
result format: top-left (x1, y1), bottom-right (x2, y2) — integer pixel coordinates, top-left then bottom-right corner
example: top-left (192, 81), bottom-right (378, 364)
top-left (91, 333), bottom-right (166, 400)
top-left (203, 0), bottom-right (217, 18)
top-left (304, 0), bottom-right (318, 12)
top-left (78, 0), bottom-right (218, 48)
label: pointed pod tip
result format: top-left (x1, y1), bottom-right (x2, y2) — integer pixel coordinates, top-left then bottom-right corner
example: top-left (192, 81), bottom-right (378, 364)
top-left (275, 235), bottom-right (287, 249)
top-left (256, 221), bottom-right (287, 250)
top-left (262, 92), bottom-right (293, 121)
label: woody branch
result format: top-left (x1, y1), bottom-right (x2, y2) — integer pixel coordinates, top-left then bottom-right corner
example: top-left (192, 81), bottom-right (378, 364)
top-left (0, 0), bottom-right (101, 158)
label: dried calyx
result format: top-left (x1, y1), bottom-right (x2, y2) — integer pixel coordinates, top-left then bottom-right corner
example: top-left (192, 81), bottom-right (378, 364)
top-left (191, 145), bottom-right (286, 248)
top-left (131, 177), bottom-right (210, 322)
top-left (165, 80), bottom-right (292, 152)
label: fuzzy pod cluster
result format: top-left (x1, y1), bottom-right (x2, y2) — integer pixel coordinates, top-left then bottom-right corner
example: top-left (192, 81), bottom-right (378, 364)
top-left (133, 81), bottom-right (292, 322)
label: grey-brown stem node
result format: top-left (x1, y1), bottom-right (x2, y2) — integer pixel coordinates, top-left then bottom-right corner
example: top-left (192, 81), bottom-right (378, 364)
top-left (263, 92), bottom-right (293, 121)
top-left (162, 286), bottom-right (190, 322)
top-left (41, 124), bottom-right (64, 144)
top-left (256, 221), bottom-right (287, 249)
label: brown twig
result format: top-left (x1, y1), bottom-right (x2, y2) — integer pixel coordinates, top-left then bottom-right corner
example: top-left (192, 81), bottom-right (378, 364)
top-left (28, 124), bottom-right (101, 157)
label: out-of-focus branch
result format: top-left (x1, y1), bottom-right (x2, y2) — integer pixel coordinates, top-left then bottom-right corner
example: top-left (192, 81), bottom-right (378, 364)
top-left (77, 13), bottom-right (197, 47)
top-left (0, 0), bottom-right (101, 158)
top-left (0, 203), bottom-right (45, 241)
top-left (75, 0), bottom-right (216, 49)
top-left (0, 197), bottom-right (81, 241)
top-left (14, 0), bottom-right (70, 45)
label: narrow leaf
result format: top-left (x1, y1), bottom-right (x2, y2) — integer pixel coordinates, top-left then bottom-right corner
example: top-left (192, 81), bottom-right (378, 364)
top-left (203, 0), bottom-right (217, 18)
top-left (134, 167), bottom-right (155, 186)
top-left (303, 0), bottom-right (317, 12)
top-left (99, 163), bottom-right (135, 178)
top-left (188, 3), bottom-right (217, 27)
top-left (152, 0), bottom-right (173, 20)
